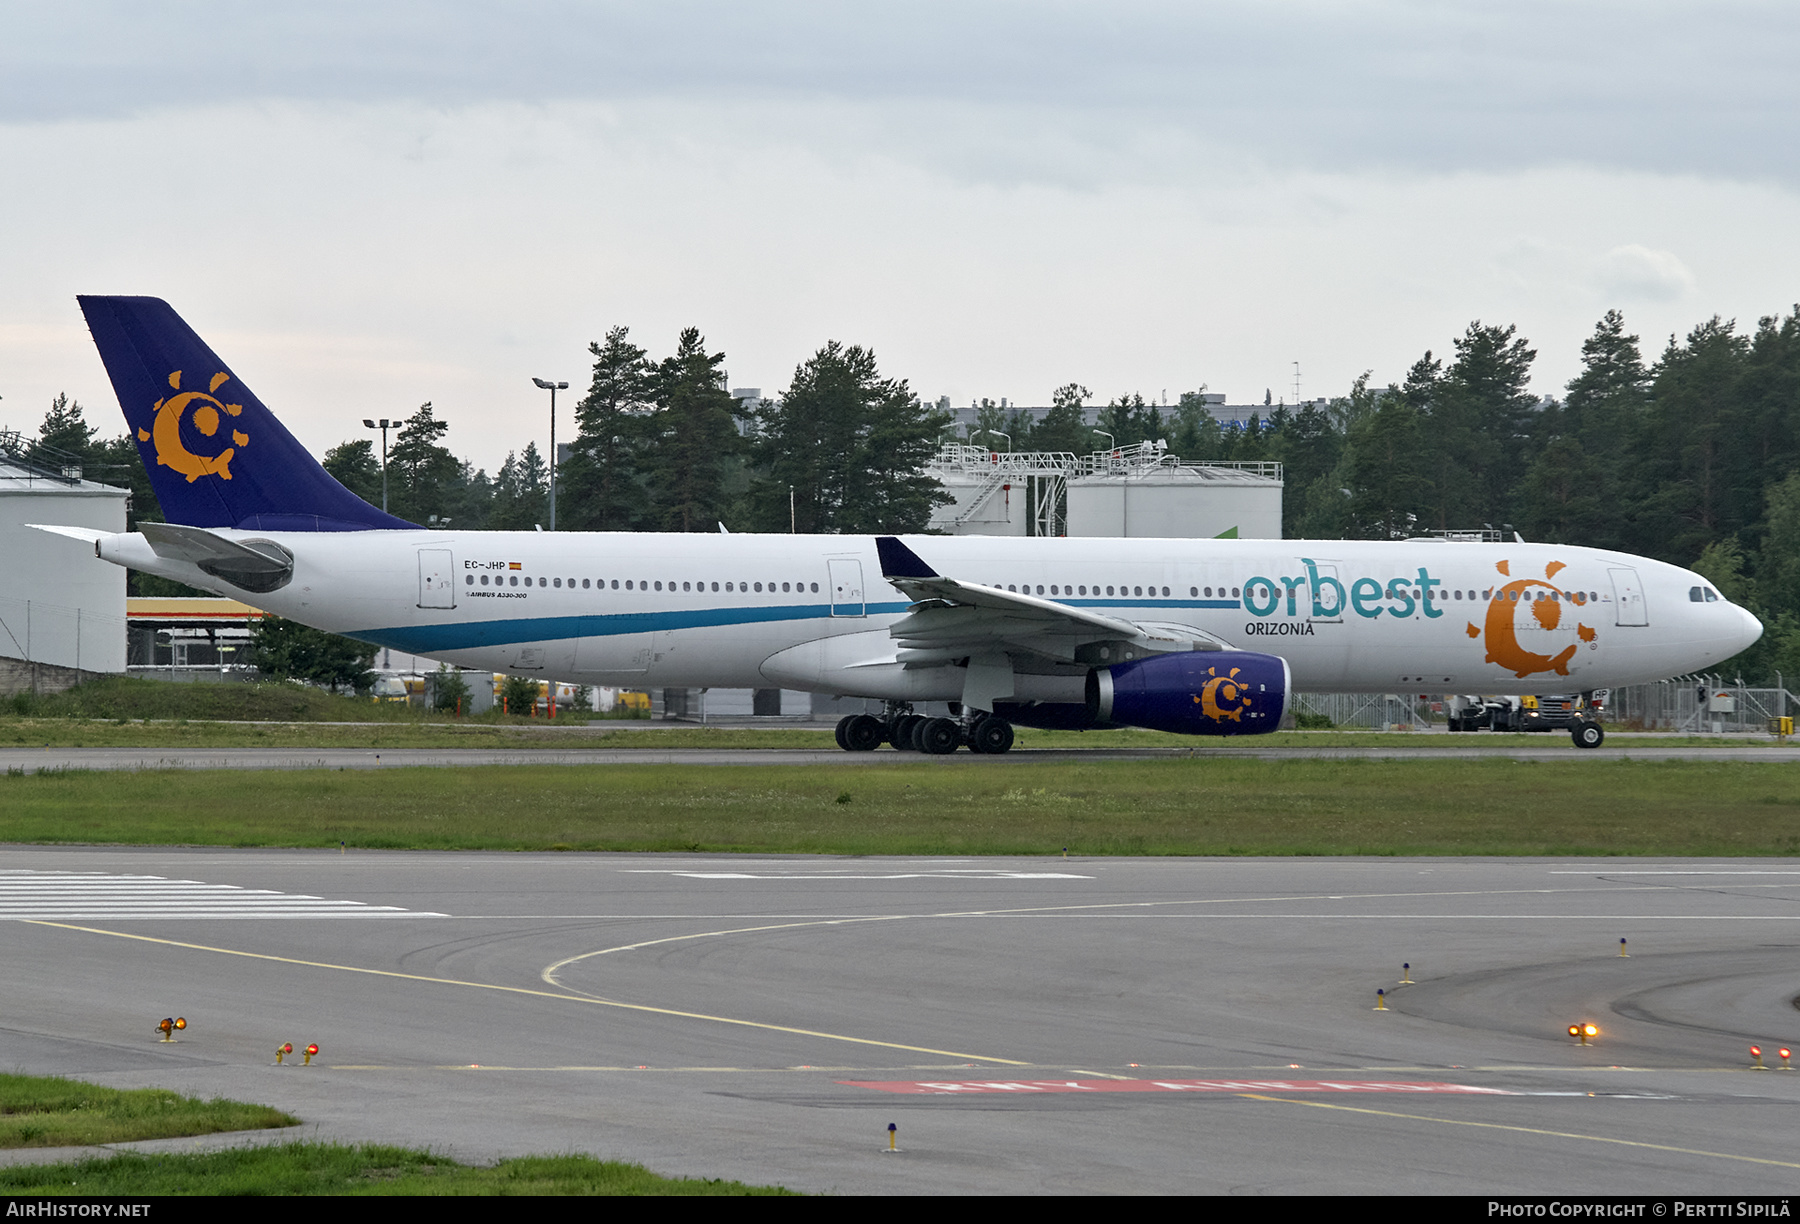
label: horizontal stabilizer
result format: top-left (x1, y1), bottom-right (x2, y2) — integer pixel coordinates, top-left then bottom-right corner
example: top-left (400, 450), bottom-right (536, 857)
top-left (140, 522), bottom-right (295, 594)
top-left (25, 524), bottom-right (109, 548)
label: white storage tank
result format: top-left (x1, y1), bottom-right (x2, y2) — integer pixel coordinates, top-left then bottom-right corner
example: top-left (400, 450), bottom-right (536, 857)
top-left (1067, 460), bottom-right (1283, 539)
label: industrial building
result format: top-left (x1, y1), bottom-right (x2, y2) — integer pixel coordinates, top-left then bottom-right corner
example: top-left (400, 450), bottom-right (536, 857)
top-left (0, 434), bottom-right (128, 696)
top-left (924, 440), bottom-right (1284, 540)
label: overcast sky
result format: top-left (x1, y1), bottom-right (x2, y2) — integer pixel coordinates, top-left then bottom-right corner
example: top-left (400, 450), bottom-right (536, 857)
top-left (3, 2), bottom-right (1796, 471)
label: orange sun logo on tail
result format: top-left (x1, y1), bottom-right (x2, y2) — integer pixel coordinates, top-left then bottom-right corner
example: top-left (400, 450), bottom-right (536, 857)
top-left (1470, 559), bottom-right (1598, 678)
top-left (138, 370), bottom-right (248, 482)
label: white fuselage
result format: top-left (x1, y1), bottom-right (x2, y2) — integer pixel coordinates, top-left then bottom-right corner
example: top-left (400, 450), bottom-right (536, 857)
top-left (100, 530), bottom-right (1762, 699)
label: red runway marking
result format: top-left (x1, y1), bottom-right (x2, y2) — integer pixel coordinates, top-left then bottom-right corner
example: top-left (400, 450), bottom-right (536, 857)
top-left (841, 1078), bottom-right (1514, 1095)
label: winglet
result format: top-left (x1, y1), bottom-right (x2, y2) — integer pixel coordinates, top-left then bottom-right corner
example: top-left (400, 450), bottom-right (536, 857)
top-left (875, 536), bottom-right (937, 580)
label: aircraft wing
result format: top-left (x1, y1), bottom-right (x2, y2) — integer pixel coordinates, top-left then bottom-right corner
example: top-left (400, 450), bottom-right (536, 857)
top-left (873, 536), bottom-right (1224, 671)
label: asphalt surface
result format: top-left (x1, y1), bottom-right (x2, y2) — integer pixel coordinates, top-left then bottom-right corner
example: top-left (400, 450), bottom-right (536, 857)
top-left (4, 848), bottom-right (1800, 1194)
top-left (4, 741), bottom-right (1800, 770)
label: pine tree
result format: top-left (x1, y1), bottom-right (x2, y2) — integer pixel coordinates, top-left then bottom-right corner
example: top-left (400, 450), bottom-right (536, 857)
top-left (386, 403), bottom-right (465, 525)
top-left (752, 341), bottom-right (950, 533)
top-left (562, 326), bottom-right (655, 531)
top-left (323, 439), bottom-right (383, 507)
top-left (644, 328), bottom-right (742, 532)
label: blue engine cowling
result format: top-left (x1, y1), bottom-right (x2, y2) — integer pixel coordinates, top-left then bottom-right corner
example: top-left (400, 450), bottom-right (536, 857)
top-left (992, 650), bottom-right (1290, 736)
top-left (1094, 649), bottom-right (1289, 736)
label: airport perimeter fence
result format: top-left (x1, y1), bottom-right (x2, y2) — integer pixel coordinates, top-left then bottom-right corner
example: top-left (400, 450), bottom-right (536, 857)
top-left (1292, 692), bottom-right (1435, 731)
top-left (0, 593), bottom-right (127, 675)
top-left (1295, 680), bottom-right (1797, 734)
top-left (1605, 675), bottom-right (1794, 734)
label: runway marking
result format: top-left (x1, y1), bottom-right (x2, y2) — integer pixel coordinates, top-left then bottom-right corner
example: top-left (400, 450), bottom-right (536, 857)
top-left (624, 870), bottom-right (1093, 880)
top-left (1552, 870), bottom-right (1800, 876)
top-left (0, 870), bottom-right (440, 920)
top-left (541, 918), bottom-right (899, 971)
top-left (846, 1079), bottom-right (1513, 1095)
top-left (21, 921), bottom-right (1027, 1067)
top-left (1238, 1093), bottom-right (1800, 1171)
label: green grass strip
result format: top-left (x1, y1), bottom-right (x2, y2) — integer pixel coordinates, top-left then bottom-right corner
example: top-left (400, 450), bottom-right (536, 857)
top-left (0, 1143), bottom-right (799, 1195)
top-left (0, 1073), bottom-right (295, 1149)
top-left (0, 714), bottom-right (1780, 751)
top-left (4, 757), bottom-right (1798, 856)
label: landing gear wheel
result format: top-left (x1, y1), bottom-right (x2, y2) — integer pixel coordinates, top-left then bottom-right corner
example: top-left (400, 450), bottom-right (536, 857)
top-left (1572, 720), bottom-right (1605, 749)
top-left (918, 717), bottom-right (963, 755)
top-left (891, 715), bottom-right (923, 751)
top-left (843, 714), bottom-right (885, 752)
top-left (968, 715), bottom-right (1015, 755)
top-left (834, 715), bottom-right (853, 750)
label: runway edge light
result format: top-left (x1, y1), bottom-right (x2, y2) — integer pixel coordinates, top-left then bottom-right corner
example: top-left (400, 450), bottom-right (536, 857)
top-left (1750, 1045), bottom-right (1767, 1070)
top-left (304, 1043), bottom-right (319, 1066)
top-left (884, 1123), bottom-right (899, 1153)
top-left (276, 1042), bottom-right (293, 1065)
top-left (1619, 938), bottom-right (1629, 957)
top-left (1374, 988), bottom-right (1388, 1011)
top-left (1568, 1023), bottom-right (1598, 1045)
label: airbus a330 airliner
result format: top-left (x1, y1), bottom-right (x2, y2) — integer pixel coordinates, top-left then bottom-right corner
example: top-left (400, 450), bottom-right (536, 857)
top-left (34, 297), bottom-right (1762, 753)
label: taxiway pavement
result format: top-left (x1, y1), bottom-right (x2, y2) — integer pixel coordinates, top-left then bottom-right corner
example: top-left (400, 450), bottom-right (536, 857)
top-left (4, 848), bottom-right (1799, 1194)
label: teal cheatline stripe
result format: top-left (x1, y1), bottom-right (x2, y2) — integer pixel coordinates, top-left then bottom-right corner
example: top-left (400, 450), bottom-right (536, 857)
top-left (347, 600), bottom-right (913, 654)
top-left (1065, 599), bottom-right (1242, 611)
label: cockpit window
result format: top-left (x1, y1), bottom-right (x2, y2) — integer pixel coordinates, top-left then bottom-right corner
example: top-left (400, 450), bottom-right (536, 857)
top-left (1690, 586), bottom-right (1704, 602)
top-left (1705, 587), bottom-right (1719, 602)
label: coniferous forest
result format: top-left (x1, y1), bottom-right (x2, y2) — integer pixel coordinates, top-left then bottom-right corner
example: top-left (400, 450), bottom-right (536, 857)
top-left (22, 306), bottom-right (1800, 684)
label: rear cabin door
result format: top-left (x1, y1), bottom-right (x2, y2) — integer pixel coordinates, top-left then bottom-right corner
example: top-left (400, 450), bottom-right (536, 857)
top-left (418, 549), bottom-right (455, 609)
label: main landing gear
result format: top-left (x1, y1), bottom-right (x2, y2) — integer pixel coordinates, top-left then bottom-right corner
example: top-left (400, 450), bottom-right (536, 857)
top-left (833, 706), bottom-right (1016, 754)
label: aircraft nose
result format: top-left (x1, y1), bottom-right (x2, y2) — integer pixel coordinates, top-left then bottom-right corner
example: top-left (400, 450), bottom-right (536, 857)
top-left (1735, 604), bottom-right (1764, 653)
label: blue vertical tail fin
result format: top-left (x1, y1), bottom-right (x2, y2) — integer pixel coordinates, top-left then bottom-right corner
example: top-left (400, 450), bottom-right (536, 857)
top-left (78, 295), bottom-right (416, 531)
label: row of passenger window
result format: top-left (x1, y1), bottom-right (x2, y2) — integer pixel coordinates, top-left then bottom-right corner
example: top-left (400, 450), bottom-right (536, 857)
top-left (463, 572), bottom-right (1602, 606)
top-left (995, 583), bottom-right (1602, 603)
top-left (469, 574), bottom-right (821, 594)
top-left (998, 584), bottom-right (1196, 598)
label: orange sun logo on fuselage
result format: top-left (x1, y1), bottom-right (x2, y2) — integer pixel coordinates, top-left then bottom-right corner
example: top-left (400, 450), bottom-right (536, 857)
top-left (1468, 559), bottom-right (1598, 679)
top-left (1194, 666), bottom-right (1252, 722)
top-left (138, 370), bottom-right (248, 482)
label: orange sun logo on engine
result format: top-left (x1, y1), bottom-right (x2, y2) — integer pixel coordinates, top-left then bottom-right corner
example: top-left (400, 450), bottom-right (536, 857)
top-left (1466, 559), bottom-right (1598, 678)
top-left (138, 370), bottom-right (248, 482)
top-left (1194, 665), bottom-right (1252, 722)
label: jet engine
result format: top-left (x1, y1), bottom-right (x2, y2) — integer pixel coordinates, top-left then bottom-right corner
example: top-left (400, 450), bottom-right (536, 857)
top-left (995, 650), bottom-right (1289, 736)
top-left (1095, 649), bottom-right (1289, 735)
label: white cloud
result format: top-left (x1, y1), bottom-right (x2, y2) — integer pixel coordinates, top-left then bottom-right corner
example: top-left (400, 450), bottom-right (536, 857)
top-left (1591, 245), bottom-right (1696, 302)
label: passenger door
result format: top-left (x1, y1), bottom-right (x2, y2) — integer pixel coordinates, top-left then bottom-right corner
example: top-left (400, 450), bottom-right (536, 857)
top-left (418, 549), bottom-right (455, 609)
top-left (829, 558), bottom-right (865, 617)
top-left (1608, 568), bottom-right (1648, 626)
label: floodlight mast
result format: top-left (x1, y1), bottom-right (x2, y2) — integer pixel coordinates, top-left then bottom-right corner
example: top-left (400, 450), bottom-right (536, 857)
top-left (532, 378), bottom-right (570, 529)
top-left (360, 417), bottom-right (394, 513)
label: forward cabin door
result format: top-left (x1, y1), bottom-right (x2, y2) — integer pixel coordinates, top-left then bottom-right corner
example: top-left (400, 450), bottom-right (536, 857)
top-left (418, 549), bottom-right (455, 609)
top-left (829, 559), bottom-right (865, 617)
top-left (1608, 568), bottom-right (1648, 626)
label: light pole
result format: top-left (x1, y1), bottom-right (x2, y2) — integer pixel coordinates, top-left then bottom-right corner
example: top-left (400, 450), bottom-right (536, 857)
top-left (532, 378), bottom-right (569, 530)
top-left (984, 428), bottom-right (1012, 454)
top-left (361, 417), bottom-right (394, 513)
